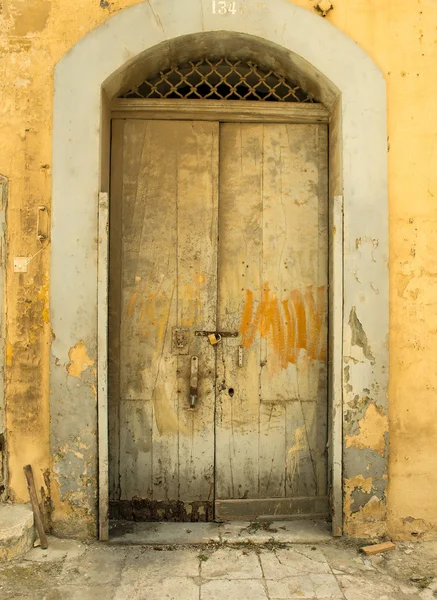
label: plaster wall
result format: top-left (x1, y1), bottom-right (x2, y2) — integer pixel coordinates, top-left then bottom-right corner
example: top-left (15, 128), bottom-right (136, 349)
top-left (0, 0), bottom-right (434, 540)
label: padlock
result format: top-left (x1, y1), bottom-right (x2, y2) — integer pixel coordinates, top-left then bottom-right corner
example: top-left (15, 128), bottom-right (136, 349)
top-left (208, 333), bottom-right (221, 345)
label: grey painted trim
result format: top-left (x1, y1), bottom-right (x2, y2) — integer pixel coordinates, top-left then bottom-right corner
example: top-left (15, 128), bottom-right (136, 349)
top-left (51, 0), bottom-right (388, 535)
top-left (97, 193), bottom-right (109, 541)
top-left (331, 195), bottom-right (344, 536)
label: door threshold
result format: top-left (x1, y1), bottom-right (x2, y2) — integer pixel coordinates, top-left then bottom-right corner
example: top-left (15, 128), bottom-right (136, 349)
top-left (108, 519), bottom-right (331, 546)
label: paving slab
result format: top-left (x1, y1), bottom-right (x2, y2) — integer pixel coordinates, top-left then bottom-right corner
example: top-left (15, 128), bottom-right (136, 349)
top-left (24, 536), bottom-right (86, 563)
top-left (43, 585), bottom-right (116, 600)
top-left (115, 576), bottom-right (199, 600)
top-left (267, 573), bottom-right (344, 599)
top-left (201, 578), bottom-right (268, 600)
top-left (337, 573), bottom-right (418, 600)
top-left (321, 544), bottom-right (376, 575)
top-left (124, 547), bottom-right (200, 578)
top-left (60, 546), bottom-right (127, 586)
top-left (0, 527), bottom-right (435, 600)
top-left (260, 546), bottom-right (331, 578)
top-left (200, 547), bottom-right (262, 579)
top-left (0, 559), bottom-right (64, 596)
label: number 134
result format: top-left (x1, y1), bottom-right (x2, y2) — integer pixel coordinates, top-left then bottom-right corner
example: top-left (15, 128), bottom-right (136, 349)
top-left (212, 1), bottom-right (237, 14)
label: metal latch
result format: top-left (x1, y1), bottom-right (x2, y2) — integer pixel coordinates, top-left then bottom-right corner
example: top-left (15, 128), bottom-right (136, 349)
top-left (189, 356), bottom-right (199, 408)
top-left (194, 331), bottom-right (240, 341)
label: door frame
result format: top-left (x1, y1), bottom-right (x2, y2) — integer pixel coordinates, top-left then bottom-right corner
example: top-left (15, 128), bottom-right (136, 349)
top-left (51, 4), bottom-right (388, 541)
top-left (101, 98), bottom-right (342, 537)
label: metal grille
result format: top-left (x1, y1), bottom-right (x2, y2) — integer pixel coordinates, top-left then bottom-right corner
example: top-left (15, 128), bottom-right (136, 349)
top-left (121, 58), bottom-right (316, 103)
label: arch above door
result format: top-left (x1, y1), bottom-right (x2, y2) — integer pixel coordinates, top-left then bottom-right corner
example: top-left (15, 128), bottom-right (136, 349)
top-left (50, 0), bottom-right (388, 539)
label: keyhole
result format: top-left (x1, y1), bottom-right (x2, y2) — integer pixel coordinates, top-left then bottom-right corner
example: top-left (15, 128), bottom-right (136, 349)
top-left (228, 388), bottom-right (234, 397)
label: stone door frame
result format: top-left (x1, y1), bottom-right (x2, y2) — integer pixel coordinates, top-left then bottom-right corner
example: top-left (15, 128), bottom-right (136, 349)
top-left (50, 1), bottom-right (388, 539)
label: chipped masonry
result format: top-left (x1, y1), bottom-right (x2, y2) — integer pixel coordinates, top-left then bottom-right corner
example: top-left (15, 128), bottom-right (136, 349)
top-left (348, 306), bottom-right (375, 363)
top-left (343, 304), bottom-right (388, 536)
top-left (346, 403), bottom-right (388, 457)
top-left (66, 341), bottom-right (94, 378)
top-left (51, 339), bottom-right (98, 536)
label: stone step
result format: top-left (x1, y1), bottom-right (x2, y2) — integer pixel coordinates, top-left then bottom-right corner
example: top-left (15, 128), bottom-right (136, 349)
top-left (109, 519), bottom-right (332, 546)
top-left (0, 503), bottom-right (34, 561)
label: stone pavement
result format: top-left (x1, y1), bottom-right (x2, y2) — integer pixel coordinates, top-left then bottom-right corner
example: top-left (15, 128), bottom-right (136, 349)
top-left (0, 525), bottom-right (436, 600)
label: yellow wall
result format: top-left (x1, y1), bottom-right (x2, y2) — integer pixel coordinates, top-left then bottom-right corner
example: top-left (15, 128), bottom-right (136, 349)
top-left (0, 0), bottom-right (436, 539)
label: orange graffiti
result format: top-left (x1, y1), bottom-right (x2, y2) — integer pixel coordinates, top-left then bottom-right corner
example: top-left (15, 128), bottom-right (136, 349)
top-left (126, 290), bottom-right (139, 317)
top-left (124, 273), bottom-right (206, 335)
top-left (240, 289), bottom-right (254, 341)
top-left (240, 284), bottom-right (327, 368)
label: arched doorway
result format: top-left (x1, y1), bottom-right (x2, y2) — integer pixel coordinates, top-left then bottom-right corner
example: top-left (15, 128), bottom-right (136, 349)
top-left (108, 54), bottom-right (329, 524)
top-left (50, 3), bottom-right (388, 541)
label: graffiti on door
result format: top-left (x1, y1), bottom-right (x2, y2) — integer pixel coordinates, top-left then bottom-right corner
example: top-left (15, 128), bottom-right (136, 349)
top-left (239, 284), bottom-right (327, 368)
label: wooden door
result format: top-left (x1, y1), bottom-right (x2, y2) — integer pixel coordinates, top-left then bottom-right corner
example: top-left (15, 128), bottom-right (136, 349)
top-left (109, 118), bottom-right (328, 522)
top-left (214, 123), bottom-right (328, 520)
top-left (109, 119), bottom-right (219, 521)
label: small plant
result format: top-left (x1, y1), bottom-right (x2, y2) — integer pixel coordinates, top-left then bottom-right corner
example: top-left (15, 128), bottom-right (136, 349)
top-left (246, 521), bottom-right (278, 534)
top-left (261, 522), bottom-right (278, 533)
top-left (246, 522), bottom-right (262, 534)
top-left (198, 553), bottom-right (210, 562)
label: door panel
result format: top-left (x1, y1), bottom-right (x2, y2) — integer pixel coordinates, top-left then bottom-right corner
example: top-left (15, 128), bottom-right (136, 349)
top-left (109, 119), bottom-right (219, 520)
top-left (215, 123), bottom-right (328, 519)
top-left (215, 124), bottom-right (264, 501)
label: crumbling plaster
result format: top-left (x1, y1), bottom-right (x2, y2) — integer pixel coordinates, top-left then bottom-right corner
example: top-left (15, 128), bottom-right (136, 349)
top-left (0, 0), bottom-right (435, 540)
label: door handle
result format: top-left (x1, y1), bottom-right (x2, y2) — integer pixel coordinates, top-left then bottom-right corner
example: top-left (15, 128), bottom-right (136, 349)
top-left (189, 356), bottom-right (199, 408)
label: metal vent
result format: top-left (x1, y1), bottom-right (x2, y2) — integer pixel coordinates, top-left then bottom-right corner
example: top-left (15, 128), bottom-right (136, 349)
top-left (120, 58), bottom-right (316, 103)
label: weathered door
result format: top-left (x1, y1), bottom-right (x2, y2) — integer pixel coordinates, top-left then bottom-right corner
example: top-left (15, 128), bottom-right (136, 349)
top-left (215, 123), bottom-right (328, 519)
top-left (109, 119), bottom-right (328, 521)
top-left (109, 120), bottom-right (219, 520)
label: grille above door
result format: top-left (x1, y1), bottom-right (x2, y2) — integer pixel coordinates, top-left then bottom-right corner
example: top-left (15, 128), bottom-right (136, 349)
top-left (119, 58), bottom-right (317, 103)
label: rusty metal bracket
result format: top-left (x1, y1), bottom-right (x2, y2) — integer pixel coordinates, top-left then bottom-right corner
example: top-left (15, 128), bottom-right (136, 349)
top-left (238, 346), bottom-right (243, 367)
top-left (189, 356), bottom-right (199, 408)
top-left (172, 327), bottom-right (190, 355)
top-left (37, 206), bottom-right (49, 242)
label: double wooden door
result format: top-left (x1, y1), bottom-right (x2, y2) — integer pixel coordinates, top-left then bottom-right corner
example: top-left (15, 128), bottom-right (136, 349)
top-left (109, 118), bottom-right (328, 521)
